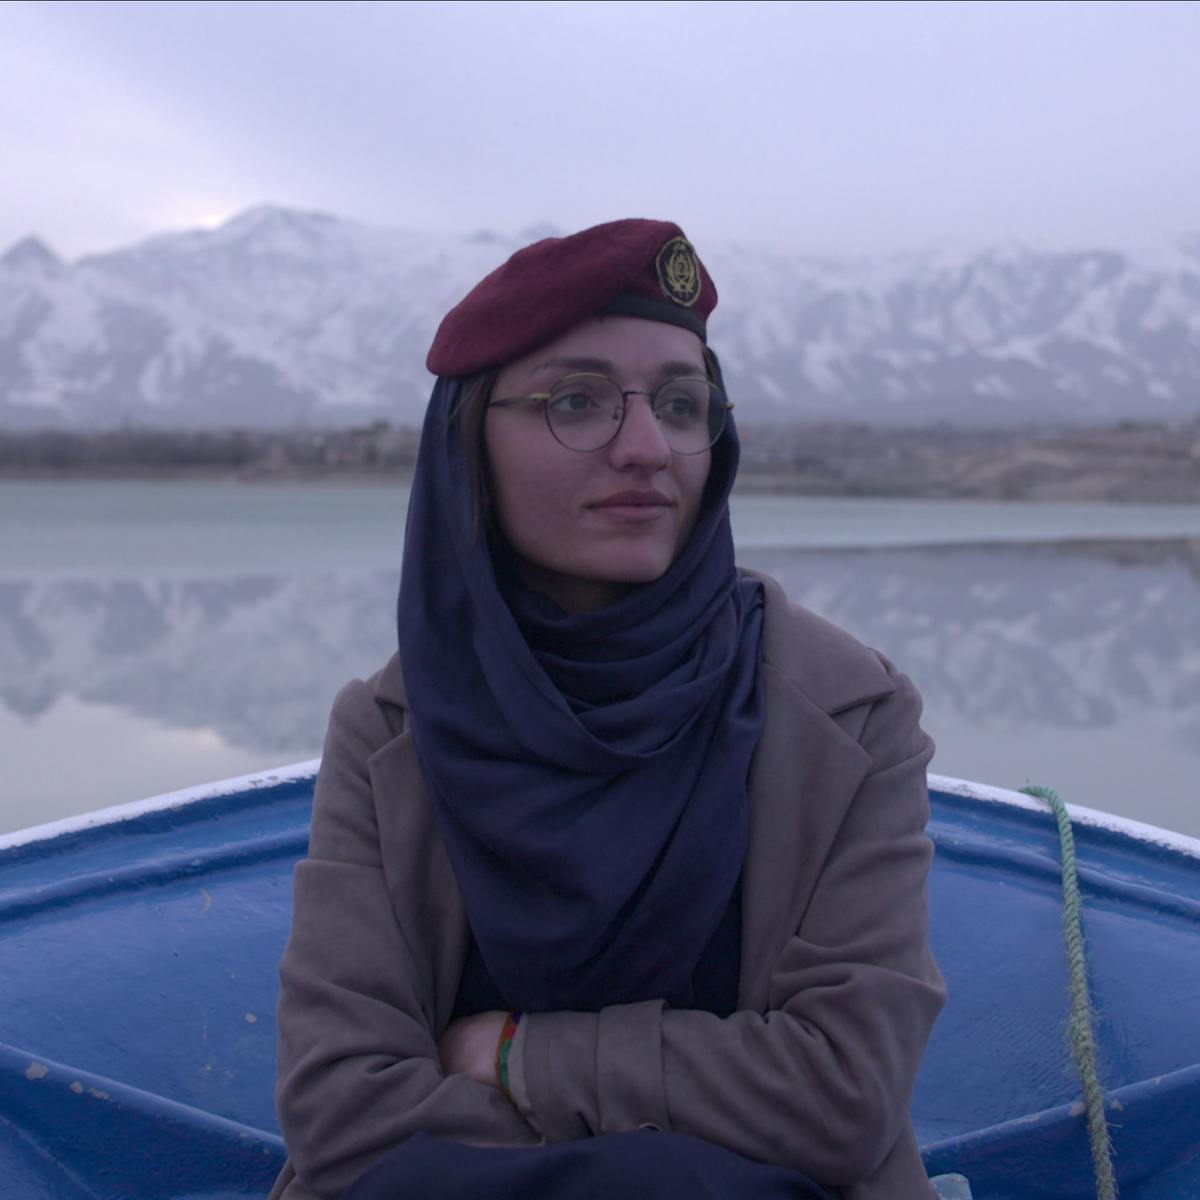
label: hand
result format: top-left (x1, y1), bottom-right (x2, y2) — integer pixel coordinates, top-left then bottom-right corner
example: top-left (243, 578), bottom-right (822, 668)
top-left (437, 1010), bottom-right (508, 1088)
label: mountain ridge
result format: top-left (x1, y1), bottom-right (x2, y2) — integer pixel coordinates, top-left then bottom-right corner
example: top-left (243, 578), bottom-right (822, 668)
top-left (2, 207), bottom-right (1199, 430)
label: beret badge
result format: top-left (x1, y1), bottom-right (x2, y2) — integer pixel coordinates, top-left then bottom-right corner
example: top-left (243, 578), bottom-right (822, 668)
top-left (655, 236), bottom-right (702, 308)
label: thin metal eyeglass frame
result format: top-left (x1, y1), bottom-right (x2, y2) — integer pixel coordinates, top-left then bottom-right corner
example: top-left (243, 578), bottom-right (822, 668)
top-left (487, 373), bottom-right (734, 455)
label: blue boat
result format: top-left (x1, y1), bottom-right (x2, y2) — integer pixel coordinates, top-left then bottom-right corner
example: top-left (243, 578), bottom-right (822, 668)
top-left (1, 767), bottom-right (1197, 1200)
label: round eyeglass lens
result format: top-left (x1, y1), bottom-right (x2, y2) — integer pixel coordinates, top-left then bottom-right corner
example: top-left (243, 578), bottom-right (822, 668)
top-left (544, 376), bottom-right (625, 451)
top-left (544, 375), bottom-right (725, 453)
top-left (652, 379), bottom-right (724, 455)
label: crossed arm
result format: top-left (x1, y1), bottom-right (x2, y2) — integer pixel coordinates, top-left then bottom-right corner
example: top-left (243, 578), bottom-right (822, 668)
top-left (275, 671), bottom-right (944, 1199)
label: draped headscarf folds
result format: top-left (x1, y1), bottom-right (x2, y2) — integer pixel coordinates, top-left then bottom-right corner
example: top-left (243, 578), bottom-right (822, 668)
top-left (397, 371), bottom-right (764, 1013)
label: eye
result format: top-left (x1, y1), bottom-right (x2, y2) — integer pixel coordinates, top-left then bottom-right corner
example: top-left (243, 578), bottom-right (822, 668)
top-left (655, 382), bottom-right (705, 425)
top-left (545, 376), bottom-right (616, 421)
top-left (547, 389), bottom-right (599, 415)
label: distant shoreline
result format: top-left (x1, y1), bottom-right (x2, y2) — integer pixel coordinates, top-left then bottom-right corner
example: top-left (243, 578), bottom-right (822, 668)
top-left (1, 419), bottom-right (1198, 503)
top-left (0, 465), bottom-right (414, 485)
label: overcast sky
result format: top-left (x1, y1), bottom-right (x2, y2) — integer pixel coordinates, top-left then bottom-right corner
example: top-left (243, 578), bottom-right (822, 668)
top-left (3, 0), bottom-right (1199, 260)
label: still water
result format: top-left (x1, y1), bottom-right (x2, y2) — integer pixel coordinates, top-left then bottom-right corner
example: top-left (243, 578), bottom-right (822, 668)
top-left (2, 481), bottom-right (1198, 837)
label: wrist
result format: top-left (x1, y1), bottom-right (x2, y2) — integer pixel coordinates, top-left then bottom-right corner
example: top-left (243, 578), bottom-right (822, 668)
top-left (495, 1010), bottom-right (522, 1100)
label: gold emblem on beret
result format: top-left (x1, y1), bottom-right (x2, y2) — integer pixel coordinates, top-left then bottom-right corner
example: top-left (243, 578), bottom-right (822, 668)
top-left (655, 237), bottom-right (702, 307)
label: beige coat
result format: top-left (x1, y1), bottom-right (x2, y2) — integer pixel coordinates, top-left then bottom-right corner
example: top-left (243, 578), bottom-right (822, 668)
top-left (270, 570), bottom-right (946, 1200)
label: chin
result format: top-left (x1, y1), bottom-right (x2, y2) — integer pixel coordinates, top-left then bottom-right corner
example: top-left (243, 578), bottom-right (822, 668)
top-left (587, 549), bottom-right (676, 585)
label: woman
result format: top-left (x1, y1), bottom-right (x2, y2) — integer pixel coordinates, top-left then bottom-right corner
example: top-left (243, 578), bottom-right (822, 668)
top-left (269, 219), bottom-right (945, 1200)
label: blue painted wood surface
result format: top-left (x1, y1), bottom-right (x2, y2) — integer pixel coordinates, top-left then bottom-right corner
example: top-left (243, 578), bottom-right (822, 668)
top-left (1, 772), bottom-right (1198, 1199)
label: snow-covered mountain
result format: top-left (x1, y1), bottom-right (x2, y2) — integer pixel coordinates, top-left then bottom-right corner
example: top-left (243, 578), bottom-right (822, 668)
top-left (2, 205), bottom-right (1199, 429)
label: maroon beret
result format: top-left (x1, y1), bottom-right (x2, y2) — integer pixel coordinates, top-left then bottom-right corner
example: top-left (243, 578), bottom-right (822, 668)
top-left (426, 218), bottom-right (717, 377)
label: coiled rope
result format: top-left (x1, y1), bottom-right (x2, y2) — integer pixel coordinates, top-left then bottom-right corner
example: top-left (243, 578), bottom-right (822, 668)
top-left (1020, 784), bottom-right (1118, 1200)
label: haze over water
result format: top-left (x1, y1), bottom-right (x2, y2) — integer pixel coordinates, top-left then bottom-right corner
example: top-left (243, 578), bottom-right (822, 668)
top-left (2, 480), bottom-right (1198, 839)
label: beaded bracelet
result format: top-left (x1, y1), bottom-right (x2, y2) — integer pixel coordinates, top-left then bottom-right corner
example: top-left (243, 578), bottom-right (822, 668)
top-left (495, 1010), bottom-right (523, 1101)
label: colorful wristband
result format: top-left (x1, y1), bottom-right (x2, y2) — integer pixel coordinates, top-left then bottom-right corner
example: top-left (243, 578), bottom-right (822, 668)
top-left (495, 1010), bottom-right (522, 1100)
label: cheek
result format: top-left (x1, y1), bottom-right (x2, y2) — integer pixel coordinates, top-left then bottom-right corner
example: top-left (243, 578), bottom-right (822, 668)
top-left (484, 422), bottom-right (572, 544)
top-left (484, 431), bottom-right (526, 539)
top-left (676, 454), bottom-right (712, 536)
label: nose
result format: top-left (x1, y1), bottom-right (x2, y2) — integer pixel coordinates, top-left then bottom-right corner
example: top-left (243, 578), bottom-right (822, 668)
top-left (607, 393), bottom-right (671, 469)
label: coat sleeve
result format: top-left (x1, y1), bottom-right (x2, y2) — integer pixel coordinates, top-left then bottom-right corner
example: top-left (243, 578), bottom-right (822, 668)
top-left (275, 679), bottom-right (540, 1200)
top-left (505, 662), bottom-right (946, 1192)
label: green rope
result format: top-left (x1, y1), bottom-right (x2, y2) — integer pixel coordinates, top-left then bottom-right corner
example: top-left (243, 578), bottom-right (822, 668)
top-left (1021, 784), bottom-right (1118, 1200)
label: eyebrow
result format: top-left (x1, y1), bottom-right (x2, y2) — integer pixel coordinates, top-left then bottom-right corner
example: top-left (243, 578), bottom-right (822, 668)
top-left (529, 356), bottom-right (705, 380)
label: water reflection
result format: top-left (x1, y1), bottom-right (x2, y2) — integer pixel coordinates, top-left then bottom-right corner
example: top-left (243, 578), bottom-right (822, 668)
top-left (739, 542), bottom-right (1200, 756)
top-left (2, 542), bottom-right (1197, 835)
top-left (0, 573), bottom-right (398, 750)
top-left (0, 695), bottom-right (287, 832)
top-left (739, 542), bottom-right (1200, 836)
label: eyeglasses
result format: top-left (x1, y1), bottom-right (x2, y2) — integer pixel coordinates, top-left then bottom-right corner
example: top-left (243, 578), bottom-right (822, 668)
top-left (488, 373), bottom-right (732, 454)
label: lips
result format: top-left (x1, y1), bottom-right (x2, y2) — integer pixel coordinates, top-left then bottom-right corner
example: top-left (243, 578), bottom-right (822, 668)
top-left (590, 490), bottom-right (673, 508)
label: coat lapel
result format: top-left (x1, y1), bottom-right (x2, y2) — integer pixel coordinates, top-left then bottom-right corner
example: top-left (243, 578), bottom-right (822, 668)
top-left (738, 666), bottom-right (873, 1010)
top-left (736, 572), bottom-right (892, 1012)
top-left (369, 656), bottom-right (472, 1033)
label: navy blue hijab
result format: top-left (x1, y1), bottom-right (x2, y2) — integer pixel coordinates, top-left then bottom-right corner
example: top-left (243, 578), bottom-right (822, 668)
top-left (396, 370), bottom-right (764, 1013)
